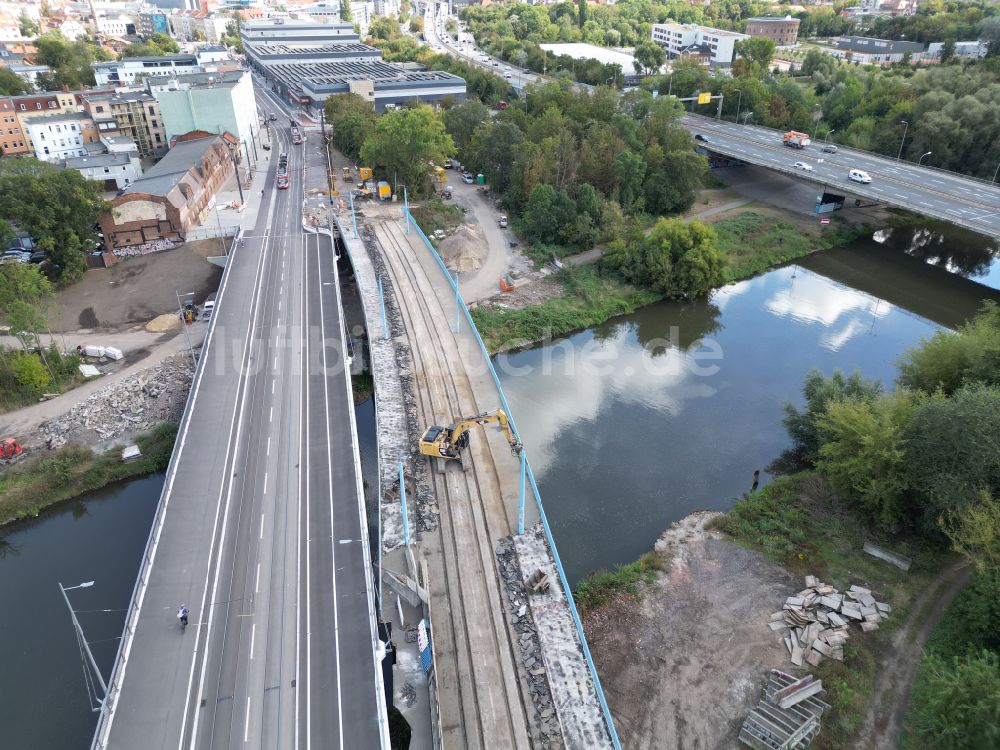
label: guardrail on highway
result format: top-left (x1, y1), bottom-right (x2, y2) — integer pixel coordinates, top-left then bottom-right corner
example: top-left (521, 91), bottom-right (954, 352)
top-left (401, 206), bottom-right (623, 750)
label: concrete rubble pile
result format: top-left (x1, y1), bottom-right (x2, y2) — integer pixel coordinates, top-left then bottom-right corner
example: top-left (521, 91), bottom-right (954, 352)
top-left (39, 359), bottom-right (193, 449)
top-left (768, 576), bottom-right (891, 668)
top-left (496, 535), bottom-right (563, 748)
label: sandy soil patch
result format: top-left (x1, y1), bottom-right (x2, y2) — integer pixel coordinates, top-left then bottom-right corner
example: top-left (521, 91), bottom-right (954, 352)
top-left (438, 223), bottom-right (489, 273)
top-left (583, 512), bottom-right (799, 749)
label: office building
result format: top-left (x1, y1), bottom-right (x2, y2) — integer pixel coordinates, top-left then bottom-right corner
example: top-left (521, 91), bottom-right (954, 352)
top-left (744, 16), bottom-right (801, 47)
top-left (651, 22), bottom-right (749, 67)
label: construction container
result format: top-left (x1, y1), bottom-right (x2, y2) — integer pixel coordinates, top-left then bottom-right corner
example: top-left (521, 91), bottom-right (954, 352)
top-left (377, 181), bottom-right (392, 200)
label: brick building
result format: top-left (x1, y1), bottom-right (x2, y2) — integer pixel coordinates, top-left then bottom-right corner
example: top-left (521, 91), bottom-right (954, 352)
top-left (745, 16), bottom-right (801, 47)
top-left (99, 131), bottom-right (238, 251)
top-left (0, 97), bottom-right (29, 154)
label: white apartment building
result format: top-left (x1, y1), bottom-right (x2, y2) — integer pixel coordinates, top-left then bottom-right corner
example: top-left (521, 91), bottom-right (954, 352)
top-left (91, 47), bottom-right (231, 85)
top-left (26, 114), bottom-right (90, 162)
top-left (63, 150), bottom-right (143, 191)
top-left (149, 69), bottom-right (259, 149)
top-left (98, 15), bottom-right (134, 37)
top-left (651, 22), bottom-right (748, 67)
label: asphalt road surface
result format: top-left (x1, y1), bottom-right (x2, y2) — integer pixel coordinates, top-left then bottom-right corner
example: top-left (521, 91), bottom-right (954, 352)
top-left (93, 93), bottom-right (383, 749)
top-left (683, 115), bottom-right (1000, 238)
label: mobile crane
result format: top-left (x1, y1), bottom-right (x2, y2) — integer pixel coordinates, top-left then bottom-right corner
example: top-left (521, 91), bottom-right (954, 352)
top-left (419, 409), bottom-right (522, 469)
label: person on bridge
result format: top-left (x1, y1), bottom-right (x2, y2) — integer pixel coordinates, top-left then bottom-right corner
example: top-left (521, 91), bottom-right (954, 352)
top-left (177, 605), bottom-right (189, 627)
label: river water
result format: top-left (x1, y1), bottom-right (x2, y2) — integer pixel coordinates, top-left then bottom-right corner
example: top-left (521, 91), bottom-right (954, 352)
top-left (498, 225), bottom-right (1000, 585)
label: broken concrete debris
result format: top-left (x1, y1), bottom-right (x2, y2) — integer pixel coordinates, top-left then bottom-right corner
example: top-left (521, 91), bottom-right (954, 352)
top-left (768, 576), bottom-right (891, 669)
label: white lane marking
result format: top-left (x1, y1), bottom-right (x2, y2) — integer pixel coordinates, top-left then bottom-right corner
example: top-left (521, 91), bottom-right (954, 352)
top-left (269, 406), bottom-right (273, 423)
top-left (272, 380), bottom-right (275, 395)
top-left (303, 231), bottom-right (313, 750)
top-left (263, 471), bottom-right (268, 495)
top-left (273, 355), bottom-right (277, 370)
top-left (250, 622), bottom-right (256, 659)
top-left (255, 563), bottom-right (261, 594)
top-left (315, 230), bottom-right (345, 748)
top-left (267, 437), bottom-right (271, 456)
top-left (259, 513), bottom-right (265, 540)
top-left (181, 223), bottom-right (275, 750)
top-left (244, 696), bottom-right (251, 743)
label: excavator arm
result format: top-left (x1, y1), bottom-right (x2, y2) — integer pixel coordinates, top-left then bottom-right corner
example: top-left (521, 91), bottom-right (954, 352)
top-left (419, 409), bottom-right (523, 463)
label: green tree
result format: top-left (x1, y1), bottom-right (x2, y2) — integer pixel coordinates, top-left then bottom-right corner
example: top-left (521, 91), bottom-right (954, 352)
top-left (10, 352), bottom-right (50, 394)
top-left (325, 93), bottom-right (376, 161)
top-left (940, 38), bottom-right (957, 63)
top-left (221, 17), bottom-right (244, 54)
top-left (340, 0), bottom-right (353, 23)
top-left (0, 262), bottom-right (53, 343)
top-left (612, 149), bottom-right (646, 213)
top-left (34, 31), bottom-right (103, 89)
top-left (368, 16), bottom-right (401, 40)
top-left (409, 16), bottom-right (424, 35)
top-left (443, 99), bottom-right (489, 162)
top-left (469, 120), bottom-right (526, 195)
top-left (783, 369), bottom-right (883, 464)
top-left (0, 67), bottom-right (30, 96)
top-left (897, 303), bottom-right (1000, 394)
top-left (191, 28), bottom-right (206, 42)
top-left (360, 105), bottom-right (454, 196)
top-left (733, 37), bottom-right (777, 78)
top-left (941, 490), bottom-right (1000, 574)
top-left (905, 384), bottom-right (1000, 534)
top-left (979, 17), bottom-right (1000, 57)
top-left (633, 41), bottom-right (665, 76)
top-left (578, 0), bottom-right (587, 29)
top-left (0, 159), bottom-right (107, 285)
top-left (19, 13), bottom-right (38, 38)
top-left (908, 650), bottom-right (1000, 748)
top-left (817, 389), bottom-right (924, 528)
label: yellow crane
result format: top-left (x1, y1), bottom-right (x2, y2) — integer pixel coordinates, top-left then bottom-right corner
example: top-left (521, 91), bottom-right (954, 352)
top-left (419, 409), bottom-right (522, 468)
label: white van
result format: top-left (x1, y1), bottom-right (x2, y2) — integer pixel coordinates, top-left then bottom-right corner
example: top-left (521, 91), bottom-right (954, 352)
top-left (848, 169), bottom-right (872, 184)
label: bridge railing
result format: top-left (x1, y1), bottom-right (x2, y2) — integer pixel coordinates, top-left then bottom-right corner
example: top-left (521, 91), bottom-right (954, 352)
top-left (400, 206), bottom-right (623, 750)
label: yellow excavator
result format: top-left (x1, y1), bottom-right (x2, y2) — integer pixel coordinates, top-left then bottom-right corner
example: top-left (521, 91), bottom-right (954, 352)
top-left (419, 409), bottom-right (522, 469)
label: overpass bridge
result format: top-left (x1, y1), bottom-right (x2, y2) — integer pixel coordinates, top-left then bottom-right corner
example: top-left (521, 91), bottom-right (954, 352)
top-left (684, 115), bottom-right (1000, 239)
top-left (91, 118), bottom-right (387, 749)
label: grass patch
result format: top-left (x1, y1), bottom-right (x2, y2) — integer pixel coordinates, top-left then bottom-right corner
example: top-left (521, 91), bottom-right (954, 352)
top-left (352, 370), bottom-right (374, 403)
top-left (0, 422), bottom-right (178, 526)
top-left (409, 197), bottom-right (465, 237)
top-left (713, 211), bottom-right (870, 281)
top-left (713, 472), bottom-right (955, 749)
top-left (573, 552), bottom-right (663, 613)
top-left (471, 266), bottom-right (659, 353)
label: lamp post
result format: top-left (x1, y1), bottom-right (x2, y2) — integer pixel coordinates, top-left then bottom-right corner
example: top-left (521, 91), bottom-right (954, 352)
top-left (175, 290), bottom-right (197, 368)
top-left (918, 150), bottom-right (932, 166)
top-left (734, 88), bottom-right (742, 125)
top-left (59, 580), bottom-right (107, 710)
top-left (606, 76), bottom-right (614, 89)
top-left (896, 120), bottom-right (909, 162)
top-left (810, 104), bottom-right (821, 139)
top-left (742, 111), bottom-right (753, 125)
top-left (992, 159), bottom-right (1000, 185)
top-left (823, 128), bottom-right (836, 146)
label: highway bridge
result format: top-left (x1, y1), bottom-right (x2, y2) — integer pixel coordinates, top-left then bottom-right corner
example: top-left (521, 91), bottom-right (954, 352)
top-left (684, 115), bottom-right (1000, 238)
top-left (91, 98), bottom-right (386, 749)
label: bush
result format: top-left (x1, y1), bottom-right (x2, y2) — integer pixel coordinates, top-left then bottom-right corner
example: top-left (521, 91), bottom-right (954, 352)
top-left (573, 552), bottom-right (662, 612)
top-left (10, 351), bottom-right (50, 394)
top-left (816, 389), bottom-right (925, 529)
top-left (907, 650), bottom-right (1000, 749)
top-left (783, 369), bottom-right (883, 464)
top-left (904, 384), bottom-right (1000, 535)
top-left (925, 570), bottom-right (1000, 661)
top-left (713, 476), bottom-right (810, 565)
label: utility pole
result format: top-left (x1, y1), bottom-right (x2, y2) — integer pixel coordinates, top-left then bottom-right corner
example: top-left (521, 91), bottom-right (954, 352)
top-left (59, 581), bottom-right (107, 711)
top-left (230, 146), bottom-right (245, 205)
top-left (321, 103), bottom-right (335, 203)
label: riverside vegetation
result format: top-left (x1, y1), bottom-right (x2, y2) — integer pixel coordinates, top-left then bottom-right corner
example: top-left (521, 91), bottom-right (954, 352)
top-left (573, 304), bottom-right (1000, 748)
top-left (0, 422), bottom-right (178, 525)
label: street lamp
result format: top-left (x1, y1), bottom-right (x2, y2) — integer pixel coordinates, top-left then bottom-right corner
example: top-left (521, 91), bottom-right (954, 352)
top-left (175, 291), bottom-right (197, 368)
top-left (59, 580), bottom-right (107, 711)
top-left (606, 77), bottom-right (614, 89)
top-left (823, 128), bottom-right (835, 146)
top-left (733, 89), bottom-right (742, 125)
top-left (992, 159), bottom-right (1000, 185)
top-left (918, 151), bottom-right (932, 166)
top-left (742, 111), bottom-right (753, 125)
top-left (896, 120), bottom-right (909, 162)
top-left (810, 104), bottom-right (822, 139)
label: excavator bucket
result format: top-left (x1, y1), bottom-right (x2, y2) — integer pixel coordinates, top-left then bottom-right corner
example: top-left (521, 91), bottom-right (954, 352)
top-left (0, 438), bottom-right (25, 463)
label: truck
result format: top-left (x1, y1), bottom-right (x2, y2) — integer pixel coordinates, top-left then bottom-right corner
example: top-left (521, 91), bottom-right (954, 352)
top-left (377, 181), bottom-right (392, 200)
top-left (783, 131), bottom-right (811, 149)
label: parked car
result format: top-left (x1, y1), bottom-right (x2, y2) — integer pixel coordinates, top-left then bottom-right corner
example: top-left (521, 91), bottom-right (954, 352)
top-left (1, 251), bottom-right (29, 264)
top-left (848, 169), bottom-right (872, 184)
top-left (792, 161), bottom-right (814, 171)
top-left (201, 300), bottom-right (215, 321)
top-left (498, 215), bottom-right (508, 228)
top-left (28, 252), bottom-right (48, 264)
top-left (822, 144), bottom-right (838, 154)
top-left (462, 173), bottom-right (474, 184)
top-left (262, 143), bottom-right (271, 150)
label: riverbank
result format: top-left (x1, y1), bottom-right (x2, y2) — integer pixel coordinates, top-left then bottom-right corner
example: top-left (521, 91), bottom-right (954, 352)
top-left (579, 472), bottom-right (958, 749)
top-left (472, 209), bottom-right (871, 354)
top-left (0, 421), bottom-right (176, 526)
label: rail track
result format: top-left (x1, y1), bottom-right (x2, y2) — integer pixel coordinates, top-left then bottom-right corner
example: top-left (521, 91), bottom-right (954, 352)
top-left (375, 219), bottom-right (535, 749)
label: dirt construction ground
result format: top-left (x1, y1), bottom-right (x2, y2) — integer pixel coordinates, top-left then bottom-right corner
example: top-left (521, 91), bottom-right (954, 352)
top-left (48, 239), bottom-right (224, 332)
top-left (583, 513), bottom-right (800, 749)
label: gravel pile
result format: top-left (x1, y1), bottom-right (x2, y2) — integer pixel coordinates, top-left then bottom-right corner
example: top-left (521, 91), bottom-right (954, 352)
top-left (39, 357), bottom-right (193, 449)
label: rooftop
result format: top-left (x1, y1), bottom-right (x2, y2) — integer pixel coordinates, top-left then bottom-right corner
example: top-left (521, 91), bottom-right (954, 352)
top-left (63, 151), bottom-right (135, 169)
top-left (746, 16), bottom-right (800, 22)
top-left (245, 42), bottom-right (379, 55)
top-left (26, 111), bottom-right (94, 125)
top-left (835, 36), bottom-right (926, 53)
top-left (656, 21), bottom-right (749, 38)
top-left (538, 42), bottom-right (643, 71)
top-left (124, 135), bottom-right (225, 198)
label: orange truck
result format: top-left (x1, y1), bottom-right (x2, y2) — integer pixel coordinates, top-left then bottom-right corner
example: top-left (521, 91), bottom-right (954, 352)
top-left (783, 131), bottom-right (811, 149)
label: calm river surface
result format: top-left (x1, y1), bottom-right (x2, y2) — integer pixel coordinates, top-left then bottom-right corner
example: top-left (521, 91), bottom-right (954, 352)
top-left (498, 226), bottom-right (1000, 585)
